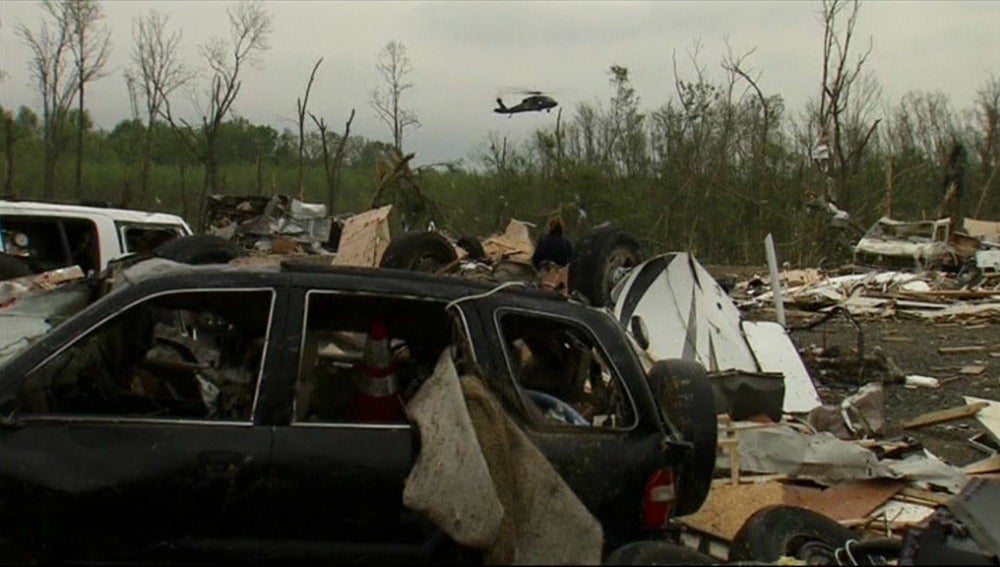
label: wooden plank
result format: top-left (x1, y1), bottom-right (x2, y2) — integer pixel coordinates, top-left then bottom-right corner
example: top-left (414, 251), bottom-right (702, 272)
top-left (960, 365), bottom-right (988, 376)
top-left (901, 402), bottom-right (989, 430)
top-left (962, 455), bottom-right (1000, 475)
top-left (899, 487), bottom-right (950, 506)
top-left (938, 346), bottom-right (987, 355)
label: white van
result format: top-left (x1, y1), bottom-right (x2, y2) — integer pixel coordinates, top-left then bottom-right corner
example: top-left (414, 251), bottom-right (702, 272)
top-left (0, 200), bottom-right (192, 278)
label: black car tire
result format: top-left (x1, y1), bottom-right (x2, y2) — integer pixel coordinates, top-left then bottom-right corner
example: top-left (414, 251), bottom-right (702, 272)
top-left (0, 253), bottom-right (35, 280)
top-left (728, 505), bottom-right (856, 563)
top-left (153, 235), bottom-right (246, 265)
top-left (379, 231), bottom-right (458, 273)
top-left (605, 541), bottom-right (715, 565)
top-left (647, 359), bottom-right (717, 517)
top-left (568, 226), bottom-right (641, 307)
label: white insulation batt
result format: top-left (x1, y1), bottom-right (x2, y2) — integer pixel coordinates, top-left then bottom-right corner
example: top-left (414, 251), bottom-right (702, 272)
top-left (613, 253), bottom-right (822, 414)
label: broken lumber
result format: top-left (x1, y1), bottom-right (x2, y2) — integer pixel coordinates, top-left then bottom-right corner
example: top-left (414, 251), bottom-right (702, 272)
top-left (901, 402), bottom-right (989, 430)
top-left (938, 346), bottom-right (987, 355)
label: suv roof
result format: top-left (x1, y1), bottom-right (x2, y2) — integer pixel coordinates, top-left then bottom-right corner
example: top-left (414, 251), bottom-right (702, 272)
top-left (0, 199), bottom-right (189, 227)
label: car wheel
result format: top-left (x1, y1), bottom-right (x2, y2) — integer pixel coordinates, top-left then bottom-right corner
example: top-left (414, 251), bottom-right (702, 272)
top-left (153, 235), bottom-right (246, 265)
top-left (379, 231), bottom-right (458, 273)
top-left (0, 253), bottom-right (34, 281)
top-left (647, 359), bottom-right (717, 516)
top-left (605, 541), bottom-right (715, 565)
top-left (728, 505), bottom-right (856, 563)
top-left (568, 226), bottom-right (640, 307)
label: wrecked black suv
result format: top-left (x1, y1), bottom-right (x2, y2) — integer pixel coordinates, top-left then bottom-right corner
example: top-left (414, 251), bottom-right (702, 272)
top-left (0, 257), bottom-right (717, 563)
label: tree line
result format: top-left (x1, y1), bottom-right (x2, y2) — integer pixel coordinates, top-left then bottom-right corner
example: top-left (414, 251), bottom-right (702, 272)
top-left (2, 0), bottom-right (998, 267)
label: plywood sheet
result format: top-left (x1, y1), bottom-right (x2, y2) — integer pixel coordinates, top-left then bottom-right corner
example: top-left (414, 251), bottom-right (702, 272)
top-left (794, 479), bottom-right (906, 521)
top-left (334, 205), bottom-right (393, 268)
top-left (679, 482), bottom-right (822, 541)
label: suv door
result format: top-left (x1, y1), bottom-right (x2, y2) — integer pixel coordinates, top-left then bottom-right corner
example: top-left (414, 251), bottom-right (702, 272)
top-left (478, 303), bottom-right (672, 545)
top-left (266, 285), bottom-right (481, 559)
top-left (0, 287), bottom-right (279, 561)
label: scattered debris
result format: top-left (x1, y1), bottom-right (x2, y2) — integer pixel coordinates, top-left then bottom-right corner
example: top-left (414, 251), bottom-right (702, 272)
top-left (901, 402), bottom-right (989, 430)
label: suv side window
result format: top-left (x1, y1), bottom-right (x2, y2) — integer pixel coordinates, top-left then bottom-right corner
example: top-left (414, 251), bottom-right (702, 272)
top-left (293, 291), bottom-right (454, 424)
top-left (498, 310), bottom-right (637, 429)
top-left (19, 289), bottom-right (273, 422)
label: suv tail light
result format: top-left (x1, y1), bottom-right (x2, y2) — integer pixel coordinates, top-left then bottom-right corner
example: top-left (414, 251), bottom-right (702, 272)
top-left (642, 468), bottom-right (676, 529)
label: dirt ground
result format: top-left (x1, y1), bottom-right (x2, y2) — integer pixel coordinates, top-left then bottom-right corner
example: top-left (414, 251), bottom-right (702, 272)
top-left (704, 264), bottom-right (998, 467)
top-left (786, 314), bottom-right (997, 466)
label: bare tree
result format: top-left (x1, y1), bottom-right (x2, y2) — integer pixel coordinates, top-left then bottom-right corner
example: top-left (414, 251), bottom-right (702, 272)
top-left (816, 0), bottom-right (880, 203)
top-left (158, 0), bottom-right (272, 223)
top-left (296, 58), bottom-right (322, 199)
top-left (126, 9), bottom-right (193, 204)
top-left (68, 0), bottom-right (111, 199)
top-left (18, 0), bottom-right (76, 199)
top-left (371, 41), bottom-right (419, 152)
top-left (310, 108), bottom-right (355, 213)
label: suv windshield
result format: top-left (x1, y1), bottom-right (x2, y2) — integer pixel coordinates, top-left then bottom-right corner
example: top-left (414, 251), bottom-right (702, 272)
top-left (0, 282), bottom-right (92, 368)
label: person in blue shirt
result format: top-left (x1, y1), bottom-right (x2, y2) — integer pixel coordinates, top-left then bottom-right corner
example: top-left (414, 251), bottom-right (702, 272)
top-left (532, 216), bottom-right (573, 269)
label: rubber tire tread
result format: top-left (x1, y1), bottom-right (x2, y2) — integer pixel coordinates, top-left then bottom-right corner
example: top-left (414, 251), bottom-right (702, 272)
top-left (568, 226), bottom-right (640, 307)
top-left (153, 235), bottom-right (246, 265)
top-left (605, 541), bottom-right (715, 565)
top-left (648, 359), bottom-right (718, 516)
top-left (379, 231), bottom-right (458, 272)
top-left (728, 505), bottom-right (856, 563)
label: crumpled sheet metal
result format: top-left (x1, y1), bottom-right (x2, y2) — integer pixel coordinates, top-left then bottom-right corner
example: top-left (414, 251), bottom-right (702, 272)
top-left (720, 424), bottom-right (969, 493)
top-left (403, 351), bottom-right (602, 564)
top-left (719, 425), bottom-right (892, 484)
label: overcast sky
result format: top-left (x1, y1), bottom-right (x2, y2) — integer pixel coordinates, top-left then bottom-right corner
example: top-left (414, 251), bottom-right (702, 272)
top-left (2, 1), bottom-right (998, 167)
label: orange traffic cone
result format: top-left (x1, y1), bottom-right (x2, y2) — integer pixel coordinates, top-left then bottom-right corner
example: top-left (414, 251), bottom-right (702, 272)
top-left (349, 320), bottom-right (405, 422)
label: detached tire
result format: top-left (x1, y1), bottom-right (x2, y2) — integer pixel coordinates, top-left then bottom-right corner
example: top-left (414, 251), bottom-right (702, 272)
top-left (0, 254), bottom-right (34, 280)
top-left (379, 231), bottom-right (458, 273)
top-left (729, 505), bottom-right (855, 563)
top-left (605, 541), bottom-right (715, 565)
top-left (648, 359), bottom-right (717, 516)
top-left (153, 235), bottom-right (246, 265)
top-left (568, 226), bottom-right (640, 307)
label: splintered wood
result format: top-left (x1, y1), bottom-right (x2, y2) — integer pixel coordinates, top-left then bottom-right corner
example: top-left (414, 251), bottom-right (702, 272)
top-left (901, 402), bottom-right (989, 430)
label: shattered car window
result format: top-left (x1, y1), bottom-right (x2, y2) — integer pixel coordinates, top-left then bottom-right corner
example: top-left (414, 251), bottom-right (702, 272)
top-left (19, 289), bottom-right (272, 421)
top-left (498, 311), bottom-right (636, 429)
top-left (0, 282), bottom-right (92, 367)
top-left (119, 223), bottom-right (186, 255)
top-left (294, 291), bottom-right (453, 423)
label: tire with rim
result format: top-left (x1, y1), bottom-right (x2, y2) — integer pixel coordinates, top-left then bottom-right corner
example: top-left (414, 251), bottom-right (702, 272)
top-left (568, 226), bottom-right (640, 307)
top-left (153, 235), bottom-right (246, 265)
top-left (0, 253), bottom-right (35, 281)
top-left (379, 231), bottom-right (458, 273)
top-left (605, 541), bottom-right (715, 565)
top-left (728, 505), bottom-right (856, 563)
top-left (647, 359), bottom-right (717, 517)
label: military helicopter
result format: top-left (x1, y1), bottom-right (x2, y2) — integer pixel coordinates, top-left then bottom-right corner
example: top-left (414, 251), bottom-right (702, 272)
top-left (494, 90), bottom-right (559, 115)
